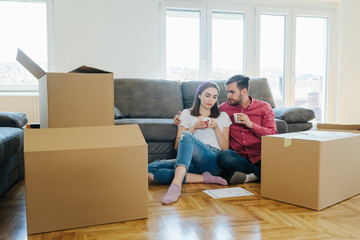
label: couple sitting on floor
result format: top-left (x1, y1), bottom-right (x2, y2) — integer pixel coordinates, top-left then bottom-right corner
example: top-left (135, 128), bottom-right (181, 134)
top-left (148, 74), bottom-right (278, 205)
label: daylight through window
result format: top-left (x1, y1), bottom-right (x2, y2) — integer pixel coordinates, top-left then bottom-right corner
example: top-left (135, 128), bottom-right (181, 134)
top-left (0, 1), bottom-right (47, 90)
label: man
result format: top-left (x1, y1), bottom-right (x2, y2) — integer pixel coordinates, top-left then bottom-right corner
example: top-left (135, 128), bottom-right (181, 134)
top-left (217, 74), bottom-right (277, 184)
top-left (175, 74), bottom-right (277, 184)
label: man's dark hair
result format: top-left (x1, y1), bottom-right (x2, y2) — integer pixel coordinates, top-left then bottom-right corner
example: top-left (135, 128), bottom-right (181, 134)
top-left (225, 74), bottom-right (250, 90)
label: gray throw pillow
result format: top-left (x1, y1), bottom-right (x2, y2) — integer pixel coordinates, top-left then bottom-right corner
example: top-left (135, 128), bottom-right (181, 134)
top-left (0, 112), bottom-right (28, 128)
top-left (114, 106), bottom-right (124, 119)
top-left (273, 107), bottom-right (315, 123)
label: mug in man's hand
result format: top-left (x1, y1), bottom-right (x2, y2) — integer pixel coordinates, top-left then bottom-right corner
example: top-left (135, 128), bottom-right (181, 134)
top-left (234, 113), bottom-right (243, 123)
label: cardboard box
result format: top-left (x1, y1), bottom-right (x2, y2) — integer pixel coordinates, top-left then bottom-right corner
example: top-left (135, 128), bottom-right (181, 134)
top-left (16, 49), bottom-right (114, 128)
top-left (24, 124), bottom-right (148, 234)
top-left (261, 131), bottom-right (360, 210)
top-left (317, 123), bottom-right (360, 133)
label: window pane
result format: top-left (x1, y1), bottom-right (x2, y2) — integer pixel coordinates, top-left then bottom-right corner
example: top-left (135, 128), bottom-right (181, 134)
top-left (166, 9), bottom-right (200, 81)
top-left (259, 14), bottom-right (285, 108)
top-left (0, 1), bottom-right (47, 86)
top-left (295, 16), bottom-right (328, 122)
top-left (212, 12), bottom-right (244, 80)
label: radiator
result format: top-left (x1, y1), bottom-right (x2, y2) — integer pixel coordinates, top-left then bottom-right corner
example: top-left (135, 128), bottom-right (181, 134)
top-left (0, 96), bottom-right (39, 123)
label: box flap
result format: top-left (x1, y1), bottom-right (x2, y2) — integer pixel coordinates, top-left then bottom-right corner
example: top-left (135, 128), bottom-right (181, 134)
top-left (16, 49), bottom-right (46, 79)
top-left (317, 123), bottom-right (360, 132)
top-left (269, 131), bottom-right (359, 141)
top-left (69, 65), bottom-right (112, 74)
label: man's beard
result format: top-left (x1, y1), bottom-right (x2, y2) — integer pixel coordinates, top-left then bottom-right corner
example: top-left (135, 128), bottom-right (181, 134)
top-left (229, 96), bottom-right (242, 106)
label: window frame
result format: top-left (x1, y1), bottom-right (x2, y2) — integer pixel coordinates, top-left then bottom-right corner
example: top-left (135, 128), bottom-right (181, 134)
top-left (161, 1), bottom-right (251, 81)
top-left (0, 0), bottom-right (52, 94)
top-left (291, 8), bottom-right (337, 123)
top-left (160, 2), bottom-right (206, 80)
top-left (161, 1), bottom-right (338, 122)
top-left (206, 4), bottom-right (251, 80)
top-left (255, 7), bottom-right (291, 108)
top-left (257, 7), bottom-right (336, 122)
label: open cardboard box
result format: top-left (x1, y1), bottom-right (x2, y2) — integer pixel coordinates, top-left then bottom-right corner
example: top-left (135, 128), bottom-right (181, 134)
top-left (317, 123), bottom-right (360, 133)
top-left (24, 124), bottom-right (148, 234)
top-left (16, 49), bottom-right (114, 128)
top-left (261, 131), bottom-right (360, 210)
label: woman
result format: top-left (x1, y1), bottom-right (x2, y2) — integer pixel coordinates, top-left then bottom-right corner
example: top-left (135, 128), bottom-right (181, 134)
top-left (148, 81), bottom-right (232, 204)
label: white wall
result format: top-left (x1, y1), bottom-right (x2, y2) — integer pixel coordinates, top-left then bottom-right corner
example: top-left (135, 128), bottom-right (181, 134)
top-left (338, 0), bottom-right (360, 123)
top-left (51, 0), bottom-right (161, 78)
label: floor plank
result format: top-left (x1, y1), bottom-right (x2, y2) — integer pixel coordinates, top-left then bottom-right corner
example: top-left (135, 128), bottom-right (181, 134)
top-left (0, 180), bottom-right (359, 239)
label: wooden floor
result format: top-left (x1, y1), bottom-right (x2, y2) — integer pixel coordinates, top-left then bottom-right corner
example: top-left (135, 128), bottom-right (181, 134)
top-left (1, 180), bottom-right (360, 240)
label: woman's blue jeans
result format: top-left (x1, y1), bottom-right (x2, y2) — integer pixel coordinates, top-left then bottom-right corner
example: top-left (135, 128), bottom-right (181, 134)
top-left (148, 131), bottom-right (222, 184)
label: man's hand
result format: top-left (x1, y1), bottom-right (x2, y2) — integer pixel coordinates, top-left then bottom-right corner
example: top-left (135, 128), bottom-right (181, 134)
top-left (235, 113), bottom-right (254, 129)
top-left (174, 111), bottom-right (181, 126)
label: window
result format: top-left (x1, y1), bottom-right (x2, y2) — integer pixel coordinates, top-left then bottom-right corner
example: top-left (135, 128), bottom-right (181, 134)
top-left (257, 9), bottom-right (331, 122)
top-left (259, 14), bottom-right (286, 107)
top-left (165, 9), bottom-right (200, 81)
top-left (212, 11), bottom-right (244, 80)
top-left (294, 16), bottom-right (329, 122)
top-left (162, 3), bottom-right (247, 81)
top-left (0, 0), bottom-right (47, 92)
top-left (162, 2), bottom-right (336, 122)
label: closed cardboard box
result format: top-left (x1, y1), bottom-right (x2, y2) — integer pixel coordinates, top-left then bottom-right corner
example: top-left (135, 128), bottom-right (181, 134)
top-left (24, 125), bottom-right (148, 234)
top-left (261, 131), bottom-right (360, 210)
top-left (317, 123), bottom-right (360, 133)
top-left (17, 49), bottom-right (114, 128)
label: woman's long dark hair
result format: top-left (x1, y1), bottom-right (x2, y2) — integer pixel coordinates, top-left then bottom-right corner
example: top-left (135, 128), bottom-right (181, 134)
top-left (190, 81), bottom-right (220, 118)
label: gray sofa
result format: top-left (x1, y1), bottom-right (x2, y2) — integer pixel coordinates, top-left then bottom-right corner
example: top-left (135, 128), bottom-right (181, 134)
top-left (114, 78), bottom-right (315, 163)
top-left (0, 112), bottom-right (28, 197)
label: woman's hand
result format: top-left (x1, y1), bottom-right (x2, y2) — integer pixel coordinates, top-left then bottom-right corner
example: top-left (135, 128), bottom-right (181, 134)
top-left (208, 118), bottom-right (218, 129)
top-left (189, 119), bottom-right (208, 132)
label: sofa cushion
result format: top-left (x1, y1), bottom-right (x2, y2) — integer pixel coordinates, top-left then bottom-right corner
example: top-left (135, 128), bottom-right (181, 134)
top-left (0, 152), bottom-right (23, 197)
top-left (114, 78), bottom-right (184, 118)
top-left (182, 80), bottom-right (228, 109)
top-left (274, 107), bottom-right (315, 123)
top-left (115, 118), bottom-right (178, 142)
top-left (0, 127), bottom-right (23, 166)
top-left (148, 142), bottom-right (177, 163)
top-left (288, 122), bottom-right (313, 133)
top-left (248, 78), bottom-right (276, 108)
top-left (0, 112), bottom-right (28, 128)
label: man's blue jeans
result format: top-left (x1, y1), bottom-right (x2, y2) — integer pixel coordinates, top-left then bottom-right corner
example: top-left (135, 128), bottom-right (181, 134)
top-left (218, 150), bottom-right (261, 180)
top-left (148, 131), bottom-right (222, 184)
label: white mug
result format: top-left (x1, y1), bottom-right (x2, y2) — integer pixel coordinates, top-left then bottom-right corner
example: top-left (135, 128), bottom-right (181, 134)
top-left (234, 113), bottom-right (242, 123)
top-left (200, 117), bottom-right (211, 127)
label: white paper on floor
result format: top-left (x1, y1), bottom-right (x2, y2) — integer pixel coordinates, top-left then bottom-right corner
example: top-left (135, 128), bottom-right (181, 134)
top-left (203, 187), bottom-right (254, 199)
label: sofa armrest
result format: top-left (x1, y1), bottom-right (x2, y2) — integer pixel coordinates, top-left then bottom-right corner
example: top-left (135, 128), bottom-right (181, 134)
top-left (275, 118), bottom-right (288, 134)
top-left (273, 107), bottom-right (315, 123)
top-left (0, 112), bottom-right (28, 128)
